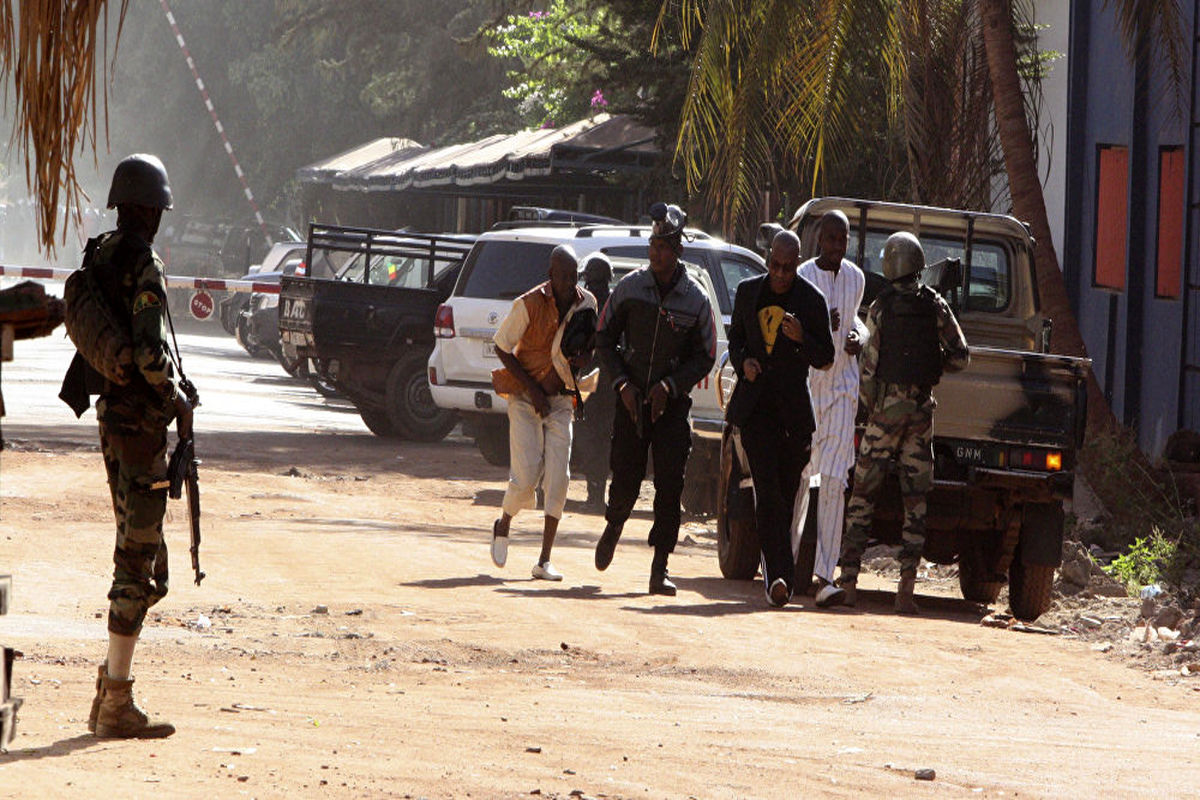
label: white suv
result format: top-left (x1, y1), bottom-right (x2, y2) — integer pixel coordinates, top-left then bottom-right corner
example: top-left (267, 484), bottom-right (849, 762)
top-left (427, 223), bottom-right (765, 512)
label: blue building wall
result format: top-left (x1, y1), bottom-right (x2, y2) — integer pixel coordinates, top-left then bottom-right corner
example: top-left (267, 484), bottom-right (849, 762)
top-left (1065, 0), bottom-right (1198, 455)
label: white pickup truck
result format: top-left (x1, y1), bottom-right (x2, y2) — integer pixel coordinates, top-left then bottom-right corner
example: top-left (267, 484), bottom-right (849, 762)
top-left (427, 222), bottom-right (765, 512)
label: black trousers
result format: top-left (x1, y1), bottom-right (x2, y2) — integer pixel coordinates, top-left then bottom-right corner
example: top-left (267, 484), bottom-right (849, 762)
top-left (605, 394), bottom-right (692, 553)
top-left (739, 409), bottom-right (810, 589)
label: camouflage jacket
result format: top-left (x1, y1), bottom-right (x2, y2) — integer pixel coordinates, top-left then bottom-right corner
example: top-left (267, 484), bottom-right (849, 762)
top-left (94, 230), bottom-right (178, 407)
top-left (859, 281), bottom-right (969, 416)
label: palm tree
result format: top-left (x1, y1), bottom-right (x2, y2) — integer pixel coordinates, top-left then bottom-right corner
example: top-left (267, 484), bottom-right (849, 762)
top-left (659, 0), bottom-right (1187, 435)
top-left (0, 1), bottom-right (128, 251)
top-left (977, 0), bottom-right (1188, 436)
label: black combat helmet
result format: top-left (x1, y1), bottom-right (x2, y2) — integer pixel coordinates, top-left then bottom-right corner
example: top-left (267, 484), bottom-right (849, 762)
top-left (107, 154), bottom-right (173, 210)
top-left (648, 202), bottom-right (687, 241)
top-left (881, 231), bottom-right (925, 282)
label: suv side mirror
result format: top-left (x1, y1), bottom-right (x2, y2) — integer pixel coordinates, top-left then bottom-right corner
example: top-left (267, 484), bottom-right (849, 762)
top-left (756, 223), bottom-right (785, 254)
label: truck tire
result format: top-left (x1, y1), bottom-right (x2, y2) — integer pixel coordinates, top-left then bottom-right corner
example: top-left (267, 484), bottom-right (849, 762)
top-left (1008, 545), bottom-right (1055, 621)
top-left (278, 347), bottom-right (307, 378)
top-left (386, 354), bottom-right (458, 442)
top-left (681, 441), bottom-right (718, 516)
top-left (957, 534), bottom-right (1006, 603)
top-left (360, 408), bottom-right (401, 438)
top-left (717, 427), bottom-right (760, 580)
top-left (473, 420), bottom-right (511, 467)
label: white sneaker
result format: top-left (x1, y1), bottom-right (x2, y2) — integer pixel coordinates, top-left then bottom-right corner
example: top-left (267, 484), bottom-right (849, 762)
top-left (531, 561), bottom-right (563, 581)
top-left (491, 521), bottom-right (508, 568)
top-left (815, 582), bottom-right (847, 608)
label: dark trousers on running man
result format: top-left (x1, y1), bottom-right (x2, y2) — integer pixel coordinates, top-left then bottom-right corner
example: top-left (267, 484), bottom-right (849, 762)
top-left (605, 394), bottom-right (692, 552)
top-left (739, 398), bottom-right (810, 590)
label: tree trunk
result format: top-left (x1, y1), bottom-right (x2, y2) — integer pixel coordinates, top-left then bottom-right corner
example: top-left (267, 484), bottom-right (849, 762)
top-left (978, 0), bottom-right (1116, 437)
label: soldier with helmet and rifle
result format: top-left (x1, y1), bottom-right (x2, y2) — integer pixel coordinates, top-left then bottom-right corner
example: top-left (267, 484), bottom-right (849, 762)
top-left (836, 232), bottom-right (969, 614)
top-left (59, 154), bottom-right (199, 738)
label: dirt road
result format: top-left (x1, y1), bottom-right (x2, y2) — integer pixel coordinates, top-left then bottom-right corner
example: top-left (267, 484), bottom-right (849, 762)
top-left (1, 330), bottom-right (1199, 798)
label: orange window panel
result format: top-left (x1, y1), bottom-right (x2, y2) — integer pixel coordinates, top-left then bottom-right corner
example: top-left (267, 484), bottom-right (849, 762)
top-left (1094, 146), bottom-right (1129, 291)
top-left (1156, 147), bottom-right (1185, 299)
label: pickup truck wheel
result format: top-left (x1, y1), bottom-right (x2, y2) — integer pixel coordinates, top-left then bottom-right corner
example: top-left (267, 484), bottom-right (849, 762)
top-left (360, 408), bottom-right (402, 438)
top-left (1008, 547), bottom-right (1055, 621)
top-left (473, 422), bottom-right (511, 467)
top-left (278, 348), bottom-right (308, 379)
top-left (386, 355), bottom-right (458, 442)
top-left (957, 534), bottom-right (1006, 603)
top-left (717, 427), bottom-right (760, 580)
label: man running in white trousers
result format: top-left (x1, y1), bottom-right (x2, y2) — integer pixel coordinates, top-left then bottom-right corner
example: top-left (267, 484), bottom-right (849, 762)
top-left (792, 210), bottom-right (866, 608)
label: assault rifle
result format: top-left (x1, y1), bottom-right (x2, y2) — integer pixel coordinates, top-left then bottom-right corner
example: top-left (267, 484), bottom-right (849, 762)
top-left (167, 377), bottom-right (205, 586)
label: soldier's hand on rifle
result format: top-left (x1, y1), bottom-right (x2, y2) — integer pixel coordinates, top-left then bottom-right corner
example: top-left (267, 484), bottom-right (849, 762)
top-left (845, 328), bottom-right (863, 356)
top-left (174, 391), bottom-right (194, 440)
top-left (648, 380), bottom-right (670, 423)
top-left (780, 312), bottom-right (804, 343)
top-left (619, 381), bottom-right (639, 419)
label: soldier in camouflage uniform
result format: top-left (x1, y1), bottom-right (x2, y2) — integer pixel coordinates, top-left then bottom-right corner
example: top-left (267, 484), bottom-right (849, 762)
top-left (838, 232), bottom-right (969, 614)
top-left (61, 154), bottom-right (192, 737)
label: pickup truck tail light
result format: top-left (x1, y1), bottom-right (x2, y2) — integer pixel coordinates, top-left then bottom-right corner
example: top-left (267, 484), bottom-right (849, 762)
top-left (434, 304), bottom-right (455, 338)
top-left (1007, 447), bottom-right (1063, 471)
top-left (296, 261), bottom-right (307, 277)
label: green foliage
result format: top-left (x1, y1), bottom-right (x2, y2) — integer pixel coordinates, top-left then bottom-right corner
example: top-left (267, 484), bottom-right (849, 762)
top-left (92, 0), bottom-right (519, 223)
top-left (486, 0), bottom-right (604, 127)
top-left (1104, 529), bottom-right (1177, 592)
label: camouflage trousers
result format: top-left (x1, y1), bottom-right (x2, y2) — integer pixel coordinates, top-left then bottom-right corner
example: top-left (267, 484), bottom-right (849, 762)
top-left (97, 396), bottom-right (171, 637)
top-left (840, 385), bottom-right (935, 581)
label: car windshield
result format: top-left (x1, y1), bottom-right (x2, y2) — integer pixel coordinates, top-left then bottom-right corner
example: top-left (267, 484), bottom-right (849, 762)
top-left (849, 229), bottom-right (1011, 312)
top-left (457, 241), bottom-right (558, 299)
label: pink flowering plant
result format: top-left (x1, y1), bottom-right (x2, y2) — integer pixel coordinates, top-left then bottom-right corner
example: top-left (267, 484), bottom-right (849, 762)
top-left (486, 0), bottom-right (605, 128)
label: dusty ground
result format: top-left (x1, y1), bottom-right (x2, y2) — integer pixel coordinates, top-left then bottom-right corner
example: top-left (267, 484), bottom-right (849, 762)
top-left (2, 433), bottom-right (1199, 800)
top-left (1, 328), bottom-right (1199, 798)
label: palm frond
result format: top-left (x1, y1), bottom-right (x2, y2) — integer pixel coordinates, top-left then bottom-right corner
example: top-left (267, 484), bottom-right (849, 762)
top-left (1104, 0), bottom-right (1189, 117)
top-left (0, 1), bottom-right (129, 253)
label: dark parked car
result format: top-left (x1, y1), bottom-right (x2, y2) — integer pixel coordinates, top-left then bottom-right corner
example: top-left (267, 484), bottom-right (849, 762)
top-left (279, 224), bottom-right (476, 439)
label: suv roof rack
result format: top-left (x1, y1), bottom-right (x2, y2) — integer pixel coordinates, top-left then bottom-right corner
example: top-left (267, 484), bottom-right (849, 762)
top-left (489, 219), bottom-right (601, 231)
top-left (573, 226), bottom-right (712, 241)
top-left (508, 206), bottom-right (624, 225)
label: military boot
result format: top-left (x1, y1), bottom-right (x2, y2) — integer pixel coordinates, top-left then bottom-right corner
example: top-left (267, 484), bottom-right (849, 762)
top-left (86, 662), bottom-right (106, 733)
top-left (895, 570), bottom-right (919, 615)
top-left (840, 578), bottom-right (857, 608)
top-left (94, 675), bottom-right (176, 739)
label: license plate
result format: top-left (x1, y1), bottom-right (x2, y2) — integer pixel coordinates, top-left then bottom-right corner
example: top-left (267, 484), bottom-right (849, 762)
top-left (482, 340), bottom-right (497, 358)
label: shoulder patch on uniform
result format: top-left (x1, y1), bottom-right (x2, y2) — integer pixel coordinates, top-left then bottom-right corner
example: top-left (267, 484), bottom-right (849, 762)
top-left (132, 290), bottom-right (162, 315)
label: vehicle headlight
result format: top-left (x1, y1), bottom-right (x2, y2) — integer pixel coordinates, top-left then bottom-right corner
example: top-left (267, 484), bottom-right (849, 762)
top-left (259, 293), bottom-right (279, 309)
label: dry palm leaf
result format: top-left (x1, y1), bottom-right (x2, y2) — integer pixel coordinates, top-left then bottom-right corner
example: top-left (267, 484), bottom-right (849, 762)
top-left (0, 1), bottom-right (129, 254)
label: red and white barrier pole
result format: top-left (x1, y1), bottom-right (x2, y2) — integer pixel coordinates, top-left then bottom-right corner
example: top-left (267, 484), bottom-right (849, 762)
top-left (0, 264), bottom-right (281, 294)
top-left (158, 0), bottom-right (273, 249)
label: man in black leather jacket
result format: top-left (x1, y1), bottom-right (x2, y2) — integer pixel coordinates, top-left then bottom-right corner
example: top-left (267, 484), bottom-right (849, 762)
top-left (592, 203), bottom-right (717, 595)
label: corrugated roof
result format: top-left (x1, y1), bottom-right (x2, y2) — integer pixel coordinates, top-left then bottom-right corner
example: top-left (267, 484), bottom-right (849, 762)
top-left (298, 115), bottom-right (658, 193)
top-left (295, 137), bottom-right (423, 181)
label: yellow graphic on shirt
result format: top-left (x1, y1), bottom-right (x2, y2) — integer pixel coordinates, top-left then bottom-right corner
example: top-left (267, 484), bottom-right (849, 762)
top-left (758, 305), bottom-right (785, 354)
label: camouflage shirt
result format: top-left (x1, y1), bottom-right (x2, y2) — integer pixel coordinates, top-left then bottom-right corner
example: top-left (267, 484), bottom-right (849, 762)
top-left (96, 231), bottom-right (178, 406)
top-left (858, 281), bottom-right (969, 416)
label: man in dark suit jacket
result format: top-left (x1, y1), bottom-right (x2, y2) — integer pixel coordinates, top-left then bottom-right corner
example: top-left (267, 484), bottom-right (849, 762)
top-left (726, 229), bottom-right (835, 607)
